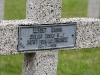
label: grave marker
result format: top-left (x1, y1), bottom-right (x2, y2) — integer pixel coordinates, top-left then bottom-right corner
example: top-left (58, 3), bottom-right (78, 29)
top-left (88, 0), bottom-right (100, 18)
top-left (0, 0), bottom-right (4, 20)
top-left (1, 0), bottom-right (100, 75)
top-left (23, 0), bottom-right (61, 75)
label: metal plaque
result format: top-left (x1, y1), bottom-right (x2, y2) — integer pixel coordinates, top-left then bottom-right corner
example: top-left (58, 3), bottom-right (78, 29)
top-left (18, 23), bottom-right (76, 51)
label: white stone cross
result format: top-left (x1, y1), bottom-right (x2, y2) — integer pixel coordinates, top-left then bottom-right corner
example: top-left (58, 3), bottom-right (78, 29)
top-left (1, 0), bottom-right (100, 75)
top-left (0, 0), bottom-right (4, 20)
top-left (88, 0), bottom-right (100, 18)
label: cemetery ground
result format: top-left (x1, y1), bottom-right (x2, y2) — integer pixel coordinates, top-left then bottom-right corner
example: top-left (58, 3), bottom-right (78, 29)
top-left (0, 0), bottom-right (100, 75)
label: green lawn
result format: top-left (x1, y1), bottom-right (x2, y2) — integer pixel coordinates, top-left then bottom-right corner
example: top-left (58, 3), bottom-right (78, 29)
top-left (62, 0), bottom-right (88, 17)
top-left (58, 48), bottom-right (100, 75)
top-left (1, 0), bottom-right (100, 75)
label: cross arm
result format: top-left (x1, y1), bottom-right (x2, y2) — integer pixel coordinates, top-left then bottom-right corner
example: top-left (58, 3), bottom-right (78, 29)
top-left (0, 20), bottom-right (37, 55)
top-left (61, 18), bottom-right (100, 49)
top-left (0, 18), bottom-right (100, 55)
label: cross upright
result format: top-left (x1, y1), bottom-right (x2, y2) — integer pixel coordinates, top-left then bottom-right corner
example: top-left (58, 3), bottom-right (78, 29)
top-left (1, 0), bottom-right (100, 75)
top-left (88, 0), bottom-right (100, 18)
top-left (0, 0), bottom-right (4, 20)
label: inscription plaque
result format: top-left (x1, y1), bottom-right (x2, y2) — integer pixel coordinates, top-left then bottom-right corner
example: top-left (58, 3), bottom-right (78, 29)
top-left (18, 23), bottom-right (76, 51)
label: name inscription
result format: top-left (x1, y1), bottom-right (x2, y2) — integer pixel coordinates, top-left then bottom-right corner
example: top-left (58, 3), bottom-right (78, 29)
top-left (18, 23), bottom-right (76, 51)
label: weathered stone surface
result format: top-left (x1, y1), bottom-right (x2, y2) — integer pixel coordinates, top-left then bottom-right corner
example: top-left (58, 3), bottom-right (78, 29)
top-left (23, 51), bottom-right (58, 75)
top-left (26, 0), bottom-right (61, 24)
top-left (0, 18), bottom-right (100, 75)
top-left (88, 0), bottom-right (100, 18)
top-left (0, 20), bottom-right (36, 55)
top-left (61, 18), bottom-right (100, 49)
top-left (2, 0), bottom-right (100, 75)
top-left (0, 0), bottom-right (4, 20)
top-left (0, 18), bottom-right (100, 55)
top-left (23, 0), bottom-right (61, 75)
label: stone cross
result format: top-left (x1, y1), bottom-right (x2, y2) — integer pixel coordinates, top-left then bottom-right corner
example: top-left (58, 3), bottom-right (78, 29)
top-left (0, 0), bottom-right (4, 20)
top-left (88, 0), bottom-right (100, 18)
top-left (1, 0), bottom-right (100, 75)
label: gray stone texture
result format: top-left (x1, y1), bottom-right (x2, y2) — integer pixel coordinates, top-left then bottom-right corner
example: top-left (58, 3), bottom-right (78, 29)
top-left (26, 0), bottom-right (61, 24)
top-left (61, 18), bottom-right (100, 49)
top-left (23, 0), bottom-right (61, 75)
top-left (0, 0), bottom-right (4, 20)
top-left (1, 0), bottom-right (100, 75)
top-left (1, 18), bottom-right (100, 75)
top-left (0, 20), bottom-right (36, 55)
top-left (88, 0), bottom-right (100, 18)
top-left (0, 18), bottom-right (100, 54)
top-left (23, 51), bottom-right (58, 75)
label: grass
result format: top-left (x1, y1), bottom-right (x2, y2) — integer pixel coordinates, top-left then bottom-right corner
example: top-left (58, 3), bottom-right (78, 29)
top-left (4, 0), bottom-right (26, 20)
top-left (0, 54), bottom-right (23, 75)
top-left (58, 48), bottom-right (100, 75)
top-left (62, 0), bottom-right (88, 18)
top-left (1, 0), bottom-right (100, 75)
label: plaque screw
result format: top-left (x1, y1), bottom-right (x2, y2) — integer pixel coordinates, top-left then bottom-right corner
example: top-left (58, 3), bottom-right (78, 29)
top-left (20, 38), bottom-right (22, 40)
top-left (72, 34), bottom-right (74, 37)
